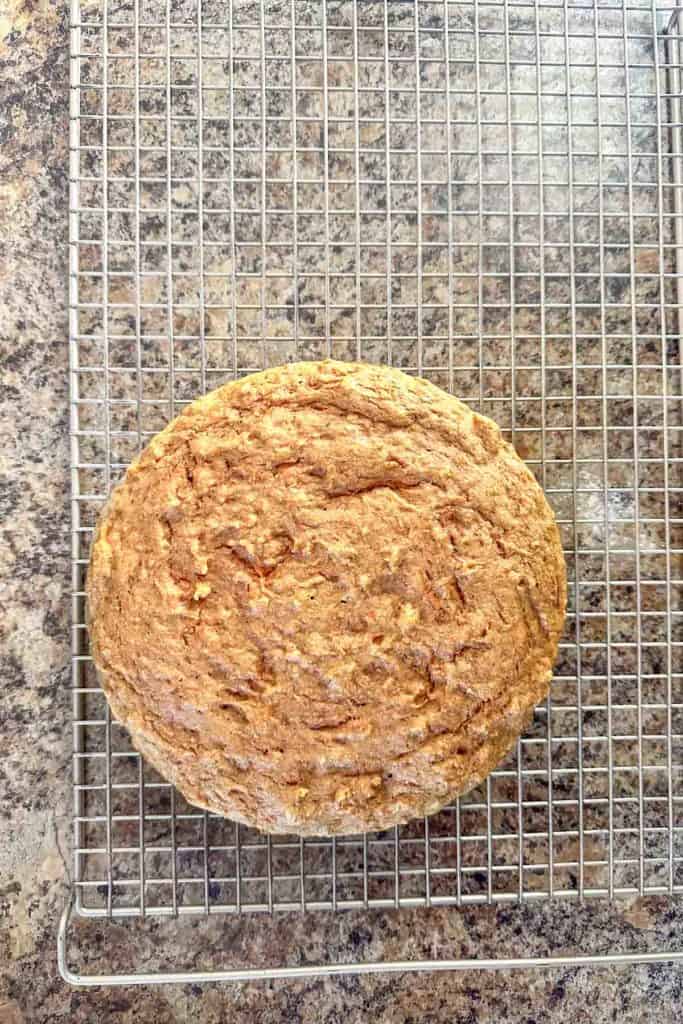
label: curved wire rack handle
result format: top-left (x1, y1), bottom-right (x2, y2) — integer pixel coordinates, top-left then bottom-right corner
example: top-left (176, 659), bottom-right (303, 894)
top-left (58, 901), bottom-right (683, 988)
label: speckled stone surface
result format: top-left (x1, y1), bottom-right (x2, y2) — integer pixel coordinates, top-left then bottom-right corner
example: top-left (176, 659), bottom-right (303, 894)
top-left (2, 2), bottom-right (683, 1022)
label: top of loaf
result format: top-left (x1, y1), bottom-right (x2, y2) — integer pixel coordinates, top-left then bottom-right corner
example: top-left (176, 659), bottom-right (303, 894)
top-left (87, 360), bottom-right (566, 835)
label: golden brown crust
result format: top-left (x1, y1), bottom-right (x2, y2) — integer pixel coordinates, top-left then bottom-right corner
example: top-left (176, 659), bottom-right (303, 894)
top-left (87, 360), bottom-right (566, 835)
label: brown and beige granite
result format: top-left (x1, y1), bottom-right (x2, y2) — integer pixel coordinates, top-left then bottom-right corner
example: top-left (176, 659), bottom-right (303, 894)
top-left (1, 2), bottom-right (683, 1022)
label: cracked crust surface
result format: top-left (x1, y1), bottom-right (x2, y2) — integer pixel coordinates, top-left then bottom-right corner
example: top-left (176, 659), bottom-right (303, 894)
top-left (87, 360), bottom-right (566, 835)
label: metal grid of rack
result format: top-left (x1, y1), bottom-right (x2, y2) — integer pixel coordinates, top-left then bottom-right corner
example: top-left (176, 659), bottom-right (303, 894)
top-left (63, 0), bottom-right (682, 982)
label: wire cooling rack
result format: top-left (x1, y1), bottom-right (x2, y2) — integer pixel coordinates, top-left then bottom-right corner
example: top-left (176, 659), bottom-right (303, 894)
top-left (61, 0), bottom-right (683, 984)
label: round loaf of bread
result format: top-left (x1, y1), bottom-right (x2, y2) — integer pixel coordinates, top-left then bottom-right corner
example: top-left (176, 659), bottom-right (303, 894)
top-left (87, 360), bottom-right (566, 835)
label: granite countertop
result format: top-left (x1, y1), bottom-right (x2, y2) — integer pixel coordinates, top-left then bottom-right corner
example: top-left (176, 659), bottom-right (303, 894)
top-left (2, 3), bottom-right (683, 1021)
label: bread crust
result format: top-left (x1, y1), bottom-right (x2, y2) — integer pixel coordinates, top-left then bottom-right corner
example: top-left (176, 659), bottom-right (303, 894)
top-left (87, 360), bottom-right (566, 835)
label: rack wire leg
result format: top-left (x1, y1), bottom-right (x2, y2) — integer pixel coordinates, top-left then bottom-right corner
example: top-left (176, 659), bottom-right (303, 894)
top-left (59, 898), bottom-right (683, 987)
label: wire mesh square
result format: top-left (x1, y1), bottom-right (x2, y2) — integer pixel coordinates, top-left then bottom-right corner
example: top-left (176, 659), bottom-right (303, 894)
top-left (69, 0), bottom-right (683, 920)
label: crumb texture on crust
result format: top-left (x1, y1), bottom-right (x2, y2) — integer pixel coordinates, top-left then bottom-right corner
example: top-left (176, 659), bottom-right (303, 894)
top-left (87, 360), bottom-right (567, 835)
